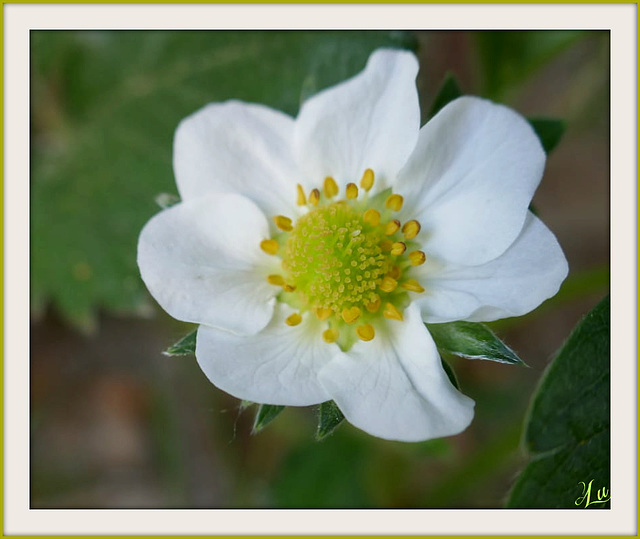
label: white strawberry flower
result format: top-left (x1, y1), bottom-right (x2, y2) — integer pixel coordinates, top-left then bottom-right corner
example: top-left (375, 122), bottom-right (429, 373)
top-left (138, 49), bottom-right (568, 442)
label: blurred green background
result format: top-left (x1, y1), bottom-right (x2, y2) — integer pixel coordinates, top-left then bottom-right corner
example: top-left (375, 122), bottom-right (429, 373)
top-left (30, 30), bottom-right (609, 508)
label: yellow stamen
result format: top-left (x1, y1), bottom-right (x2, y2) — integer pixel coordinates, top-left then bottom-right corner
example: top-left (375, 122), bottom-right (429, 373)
top-left (385, 219), bottom-right (401, 235)
top-left (323, 328), bottom-right (339, 343)
top-left (315, 307), bottom-right (333, 321)
top-left (260, 239), bottom-right (279, 255)
top-left (383, 302), bottom-right (404, 321)
top-left (283, 283), bottom-right (296, 292)
top-left (296, 184), bottom-right (307, 206)
top-left (309, 188), bottom-right (320, 206)
top-left (379, 276), bottom-right (398, 293)
top-left (323, 176), bottom-right (339, 198)
top-left (346, 183), bottom-right (359, 200)
top-left (285, 312), bottom-right (302, 326)
top-left (390, 241), bottom-right (406, 256)
top-left (356, 324), bottom-right (375, 342)
top-left (402, 219), bottom-right (421, 240)
top-left (379, 239), bottom-right (393, 252)
top-left (341, 306), bottom-right (362, 324)
top-left (402, 279), bottom-right (425, 293)
top-left (365, 296), bottom-right (381, 313)
top-left (267, 274), bottom-right (285, 286)
top-left (360, 168), bottom-right (374, 191)
top-left (387, 265), bottom-right (401, 280)
top-left (363, 209), bottom-right (381, 227)
top-left (385, 194), bottom-right (404, 212)
top-left (408, 250), bottom-right (426, 266)
top-left (274, 215), bottom-right (293, 232)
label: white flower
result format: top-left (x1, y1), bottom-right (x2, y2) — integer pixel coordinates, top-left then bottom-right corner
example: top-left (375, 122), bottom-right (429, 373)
top-left (138, 49), bottom-right (568, 442)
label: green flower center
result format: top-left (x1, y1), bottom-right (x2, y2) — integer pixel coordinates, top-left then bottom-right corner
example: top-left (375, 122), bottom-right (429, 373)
top-left (260, 170), bottom-right (427, 349)
top-left (283, 202), bottom-right (390, 315)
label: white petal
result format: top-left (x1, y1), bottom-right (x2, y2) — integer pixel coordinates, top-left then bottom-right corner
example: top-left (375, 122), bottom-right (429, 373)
top-left (318, 304), bottom-right (475, 442)
top-left (196, 304), bottom-right (334, 406)
top-left (173, 101), bottom-right (300, 217)
top-left (295, 49), bottom-right (420, 191)
top-left (137, 193), bottom-right (279, 335)
top-left (415, 212), bottom-right (569, 323)
top-left (396, 96), bottom-right (546, 266)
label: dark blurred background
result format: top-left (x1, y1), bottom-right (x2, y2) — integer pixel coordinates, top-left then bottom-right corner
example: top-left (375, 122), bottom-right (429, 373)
top-left (30, 30), bottom-right (609, 508)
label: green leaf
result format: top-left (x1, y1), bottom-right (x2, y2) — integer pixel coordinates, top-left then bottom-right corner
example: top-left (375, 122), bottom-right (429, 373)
top-left (252, 404), bottom-right (285, 434)
top-left (428, 72), bottom-right (463, 119)
top-left (163, 329), bottom-right (197, 356)
top-left (316, 400), bottom-right (345, 440)
top-left (427, 321), bottom-right (525, 365)
top-left (506, 295), bottom-right (610, 508)
top-left (30, 30), bottom-right (415, 330)
top-left (528, 118), bottom-right (566, 154)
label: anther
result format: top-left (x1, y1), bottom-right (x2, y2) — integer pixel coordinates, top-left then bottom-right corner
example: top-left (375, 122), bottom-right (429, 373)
top-left (260, 239), bottom-right (279, 255)
top-left (390, 242), bottom-right (406, 256)
top-left (323, 176), bottom-right (339, 198)
top-left (341, 306), bottom-right (362, 324)
top-left (408, 250), bottom-right (426, 266)
top-left (267, 274), bottom-right (285, 286)
top-left (322, 328), bottom-right (339, 343)
top-left (385, 194), bottom-right (404, 212)
top-left (296, 184), bottom-right (307, 206)
top-left (385, 220), bottom-right (401, 235)
top-left (383, 303), bottom-right (404, 321)
top-left (315, 307), bottom-right (332, 321)
top-left (380, 276), bottom-right (398, 293)
top-left (356, 324), bottom-right (375, 342)
top-left (346, 183), bottom-right (359, 200)
top-left (309, 188), bottom-right (320, 206)
top-left (274, 215), bottom-right (293, 231)
top-left (285, 312), bottom-right (302, 326)
top-left (388, 265), bottom-right (401, 280)
top-left (363, 209), bottom-right (381, 227)
top-left (402, 219), bottom-right (421, 240)
top-left (360, 168), bottom-right (375, 191)
top-left (365, 297), bottom-right (381, 313)
top-left (402, 279), bottom-right (425, 293)
top-left (379, 239), bottom-right (393, 252)
top-left (283, 283), bottom-right (296, 292)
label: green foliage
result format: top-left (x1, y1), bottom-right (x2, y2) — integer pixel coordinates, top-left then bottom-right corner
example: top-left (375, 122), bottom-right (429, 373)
top-left (427, 72), bottom-right (462, 118)
top-left (252, 404), bottom-right (285, 434)
top-left (316, 400), bottom-right (345, 440)
top-left (428, 321), bottom-right (525, 366)
top-left (163, 329), bottom-right (197, 356)
top-left (506, 296), bottom-right (610, 508)
top-left (272, 433), bottom-right (370, 507)
top-left (30, 30), bottom-right (415, 330)
top-left (528, 118), bottom-right (566, 153)
top-left (475, 31), bottom-right (586, 99)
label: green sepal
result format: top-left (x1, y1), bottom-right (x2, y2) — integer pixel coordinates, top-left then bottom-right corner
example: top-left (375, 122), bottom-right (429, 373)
top-left (252, 404), bottom-right (285, 434)
top-left (428, 72), bottom-right (463, 119)
top-left (316, 400), bottom-right (345, 441)
top-left (163, 329), bottom-right (197, 356)
top-left (528, 117), bottom-right (566, 154)
top-left (427, 321), bottom-right (526, 366)
top-left (440, 358), bottom-right (460, 390)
